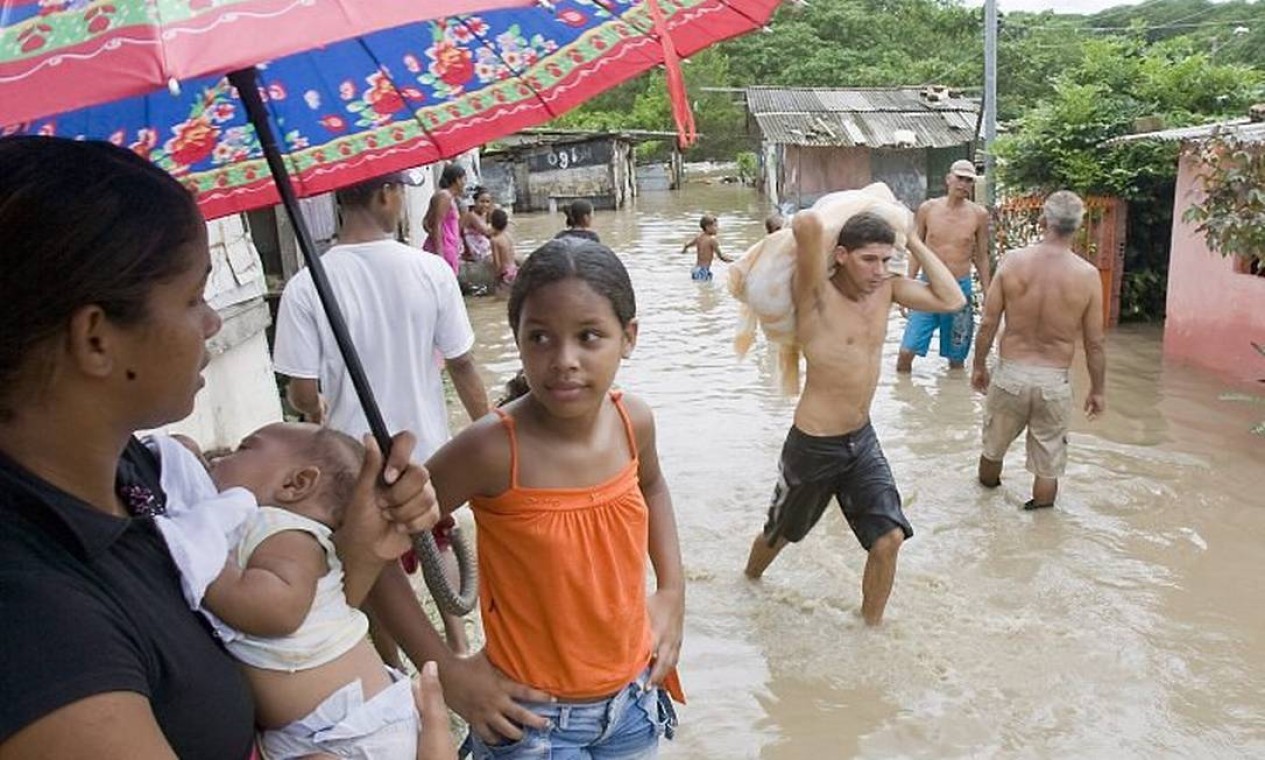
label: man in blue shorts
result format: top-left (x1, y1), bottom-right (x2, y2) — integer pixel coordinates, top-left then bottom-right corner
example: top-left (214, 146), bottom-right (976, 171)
top-left (896, 159), bottom-right (991, 372)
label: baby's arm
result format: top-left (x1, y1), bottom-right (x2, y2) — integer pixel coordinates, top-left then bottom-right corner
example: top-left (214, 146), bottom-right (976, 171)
top-left (680, 235), bottom-right (699, 254)
top-left (203, 530), bottom-right (325, 638)
top-left (625, 395), bottom-right (684, 686)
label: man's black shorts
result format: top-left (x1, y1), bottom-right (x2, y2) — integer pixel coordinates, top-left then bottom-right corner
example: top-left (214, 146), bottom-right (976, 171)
top-left (762, 423), bottom-right (912, 550)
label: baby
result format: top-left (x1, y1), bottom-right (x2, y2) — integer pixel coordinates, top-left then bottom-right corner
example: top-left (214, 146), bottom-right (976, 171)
top-left (151, 423), bottom-right (419, 760)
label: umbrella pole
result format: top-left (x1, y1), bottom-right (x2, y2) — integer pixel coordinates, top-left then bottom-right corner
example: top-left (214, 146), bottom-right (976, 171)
top-left (227, 67), bottom-right (393, 458)
top-left (228, 66), bottom-right (479, 618)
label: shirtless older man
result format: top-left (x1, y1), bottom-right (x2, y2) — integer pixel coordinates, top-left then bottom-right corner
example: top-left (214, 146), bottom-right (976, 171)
top-left (972, 191), bottom-right (1107, 510)
top-left (744, 208), bottom-right (966, 626)
top-left (897, 159), bottom-right (991, 372)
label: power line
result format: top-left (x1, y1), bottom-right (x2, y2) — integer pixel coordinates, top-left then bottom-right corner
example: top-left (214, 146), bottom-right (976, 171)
top-left (1013, 18), bottom-right (1256, 33)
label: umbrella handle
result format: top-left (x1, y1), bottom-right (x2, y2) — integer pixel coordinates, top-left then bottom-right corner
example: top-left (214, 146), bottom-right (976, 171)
top-left (229, 66), bottom-right (477, 617)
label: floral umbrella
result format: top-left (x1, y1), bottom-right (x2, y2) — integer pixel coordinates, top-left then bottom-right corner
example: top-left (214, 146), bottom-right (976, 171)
top-left (0, 0), bottom-right (780, 613)
top-left (0, 0), bottom-right (533, 128)
top-left (1, 0), bottom-right (779, 217)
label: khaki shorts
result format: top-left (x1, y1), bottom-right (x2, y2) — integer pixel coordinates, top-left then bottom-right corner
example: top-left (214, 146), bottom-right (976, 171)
top-left (981, 360), bottom-right (1072, 478)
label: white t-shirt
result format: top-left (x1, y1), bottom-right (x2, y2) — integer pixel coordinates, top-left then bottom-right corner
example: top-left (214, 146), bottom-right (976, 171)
top-left (272, 240), bottom-right (475, 460)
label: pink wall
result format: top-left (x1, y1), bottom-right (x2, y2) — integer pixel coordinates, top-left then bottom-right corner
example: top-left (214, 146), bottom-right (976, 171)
top-left (1164, 153), bottom-right (1265, 383)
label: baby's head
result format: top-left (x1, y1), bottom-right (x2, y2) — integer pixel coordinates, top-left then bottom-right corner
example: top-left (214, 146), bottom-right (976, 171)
top-left (210, 422), bottom-right (364, 527)
top-left (700, 214), bottom-right (718, 234)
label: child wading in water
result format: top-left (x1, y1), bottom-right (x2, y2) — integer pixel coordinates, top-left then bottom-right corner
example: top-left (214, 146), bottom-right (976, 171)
top-left (681, 214), bottom-right (732, 281)
top-left (426, 239), bottom-right (685, 759)
top-left (488, 208), bottom-right (518, 293)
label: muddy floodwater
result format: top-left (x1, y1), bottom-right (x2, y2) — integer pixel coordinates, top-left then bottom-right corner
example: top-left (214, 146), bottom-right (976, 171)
top-left (449, 182), bottom-right (1265, 759)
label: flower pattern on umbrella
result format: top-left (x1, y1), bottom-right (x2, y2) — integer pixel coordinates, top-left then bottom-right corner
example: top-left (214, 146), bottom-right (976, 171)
top-left (3, 0), bottom-right (778, 219)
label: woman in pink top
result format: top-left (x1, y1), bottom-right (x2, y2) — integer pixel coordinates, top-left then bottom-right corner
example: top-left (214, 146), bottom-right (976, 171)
top-left (422, 163), bottom-right (466, 274)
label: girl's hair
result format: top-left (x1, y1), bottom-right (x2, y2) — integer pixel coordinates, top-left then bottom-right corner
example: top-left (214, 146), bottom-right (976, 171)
top-left (563, 199), bottom-right (593, 228)
top-left (489, 208), bottom-right (509, 232)
top-left (471, 185), bottom-right (491, 201)
top-left (438, 163), bottom-right (466, 189)
top-left (0, 136), bottom-right (203, 421)
top-left (500, 239), bottom-right (636, 404)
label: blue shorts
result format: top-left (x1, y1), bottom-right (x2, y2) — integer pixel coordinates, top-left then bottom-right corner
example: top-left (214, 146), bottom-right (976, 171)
top-left (690, 265), bottom-right (712, 282)
top-left (462, 670), bottom-right (677, 759)
top-left (899, 274), bottom-right (974, 363)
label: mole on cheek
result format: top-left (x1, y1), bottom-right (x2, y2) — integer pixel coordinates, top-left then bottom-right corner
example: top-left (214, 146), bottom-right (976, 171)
top-left (126, 370), bottom-right (137, 381)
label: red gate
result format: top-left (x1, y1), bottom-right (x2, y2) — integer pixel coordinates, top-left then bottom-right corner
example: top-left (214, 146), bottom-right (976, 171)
top-left (994, 195), bottom-right (1127, 328)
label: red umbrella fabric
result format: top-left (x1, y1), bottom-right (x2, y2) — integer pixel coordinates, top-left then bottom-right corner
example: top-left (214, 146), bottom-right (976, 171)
top-left (0, 0), bottom-right (533, 128)
top-left (2, 0), bottom-right (781, 219)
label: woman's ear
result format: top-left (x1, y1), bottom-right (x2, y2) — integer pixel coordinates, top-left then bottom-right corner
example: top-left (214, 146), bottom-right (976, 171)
top-left (66, 304), bottom-right (119, 379)
top-left (621, 318), bottom-right (640, 359)
top-left (277, 465), bottom-right (322, 504)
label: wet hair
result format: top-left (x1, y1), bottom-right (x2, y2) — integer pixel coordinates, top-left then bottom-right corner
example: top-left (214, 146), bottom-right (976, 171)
top-left (765, 214), bottom-right (784, 234)
top-left (1044, 190), bottom-right (1085, 236)
top-left (0, 136), bottom-right (203, 421)
top-left (700, 214), bottom-right (717, 230)
top-left (438, 163), bottom-right (466, 189)
top-left (500, 238), bottom-right (635, 404)
top-left (490, 208), bottom-right (509, 232)
top-left (563, 199), bottom-right (593, 228)
top-left (302, 427), bottom-right (365, 522)
top-left (836, 211), bottom-right (896, 251)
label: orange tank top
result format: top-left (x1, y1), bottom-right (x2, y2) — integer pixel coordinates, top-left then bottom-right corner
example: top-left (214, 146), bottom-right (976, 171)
top-left (471, 392), bottom-right (654, 700)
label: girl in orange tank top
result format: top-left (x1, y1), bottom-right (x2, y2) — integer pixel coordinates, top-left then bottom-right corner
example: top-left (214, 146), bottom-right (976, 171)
top-left (425, 239), bottom-right (684, 759)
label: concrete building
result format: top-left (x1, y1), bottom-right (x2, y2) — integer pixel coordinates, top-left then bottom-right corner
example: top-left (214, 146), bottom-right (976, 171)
top-left (745, 86), bottom-right (980, 211)
top-left (158, 215), bottom-right (283, 450)
top-left (1109, 118), bottom-right (1265, 384)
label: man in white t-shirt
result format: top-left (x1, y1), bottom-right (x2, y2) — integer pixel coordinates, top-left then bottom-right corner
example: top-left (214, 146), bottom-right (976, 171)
top-left (272, 169), bottom-right (489, 656)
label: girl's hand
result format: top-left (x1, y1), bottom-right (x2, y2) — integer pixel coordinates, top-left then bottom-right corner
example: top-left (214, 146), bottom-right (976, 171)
top-left (647, 587), bottom-right (684, 686)
top-left (442, 650), bottom-right (552, 744)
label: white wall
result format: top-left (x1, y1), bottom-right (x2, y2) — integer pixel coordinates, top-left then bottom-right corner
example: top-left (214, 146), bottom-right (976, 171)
top-left (157, 215), bottom-right (283, 449)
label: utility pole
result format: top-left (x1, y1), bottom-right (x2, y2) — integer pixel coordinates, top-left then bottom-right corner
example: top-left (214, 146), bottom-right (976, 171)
top-left (983, 0), bottom-right (998, 206)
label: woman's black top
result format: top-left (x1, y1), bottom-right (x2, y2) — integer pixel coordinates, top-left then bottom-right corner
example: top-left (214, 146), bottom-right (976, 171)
top-left (0, 439), bottom-right (255, 758)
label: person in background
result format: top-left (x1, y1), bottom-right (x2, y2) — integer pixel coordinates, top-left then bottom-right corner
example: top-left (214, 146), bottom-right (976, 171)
top-left (972, 190), bottom-right (1106, 511)
top-left (681, 214), bottom-right (733, 282)
top-left (896, 159), bottom-right (991, 373)
top-left (488, 208), bottom-right (518, 294)
top-left (273, 170), bottom-right (487, 664)
top-left (423, 163), bottom-right (468, 275)
top-left (462, 186), bottom-right (494, 264)
top-left (765, 214), bottom-right (785, 235)
top-left (554, 199), bottom-right (600, 243)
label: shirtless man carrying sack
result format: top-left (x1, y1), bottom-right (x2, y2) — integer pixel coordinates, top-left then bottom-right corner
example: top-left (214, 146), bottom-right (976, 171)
top-left (744, 208), bottom-right (966, 626)
top-left (897, 159), bottom-right (991, 372)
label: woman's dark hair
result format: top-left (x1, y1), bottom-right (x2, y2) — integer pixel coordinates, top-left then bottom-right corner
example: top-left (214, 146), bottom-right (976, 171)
top-left (836, 211), bottom-right (896, 251)
top-left (0, 136), bottom-right (203, 420)
top-left (471, 185), bottom-right (491, 201)
top-left (501, 239), bottom-right (635, 404)
top-left (563, 199), bottom-right (593, 228)
top-left (438, 163), bottom-right (466, 189)
top-left (489, 208), bottom-right (509, 232)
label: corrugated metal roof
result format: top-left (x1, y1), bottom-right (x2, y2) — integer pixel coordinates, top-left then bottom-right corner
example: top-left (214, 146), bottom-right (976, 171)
top-left (1102, 118), bottom-right (1265, 146)
top-left (745, 86), bottom-right (979, 148)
